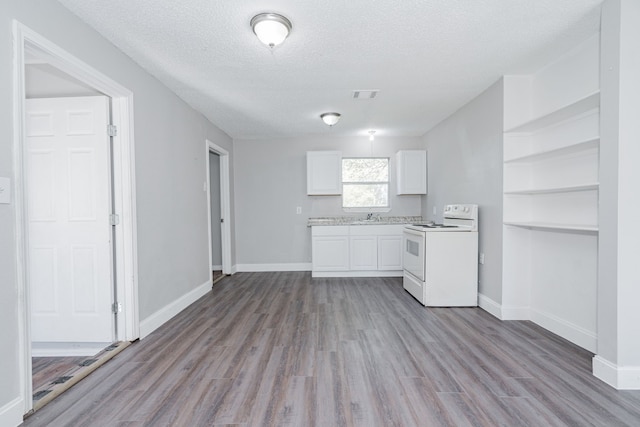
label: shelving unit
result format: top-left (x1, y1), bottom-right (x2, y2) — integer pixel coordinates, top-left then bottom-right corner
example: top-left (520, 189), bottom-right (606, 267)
top-left (504, 91), bottom-right (600, 133)
top-left (504, 183), bottom-right (599, 195)
top-left (501, 43), bottom-right (600, 353)
top-left (504, 137), bottom-right (599, 164)
top-left (503, 221), bottom-right (598, 233)
top-left (503, 92), bottom-right (600, 231)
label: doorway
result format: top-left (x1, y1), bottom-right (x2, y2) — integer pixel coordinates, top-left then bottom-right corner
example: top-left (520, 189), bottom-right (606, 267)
top-left (209, 151), bottom-right (223, 284)
top-left (13, 22), bottom-right (139, 415)
top-left (206, 140), bottom-right (232, 280)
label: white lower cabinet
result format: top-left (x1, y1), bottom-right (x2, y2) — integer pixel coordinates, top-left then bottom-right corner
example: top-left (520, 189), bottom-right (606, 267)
top-left (377, 236), bottom-right (403, 270)
top-left (312, 225), bottom-right (405, 277)
top-left (311, 226), bottom-right (349, 271)
top-left (349, 235), bottom-right (377, 270)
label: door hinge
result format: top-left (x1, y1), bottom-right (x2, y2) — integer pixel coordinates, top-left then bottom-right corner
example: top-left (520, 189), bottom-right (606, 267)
top-left (112, 302), bottom-right (123, 314)
top-left (107, 124), bottom-right (118, 137)
top-left (110, 214), bottom-right (120, 226)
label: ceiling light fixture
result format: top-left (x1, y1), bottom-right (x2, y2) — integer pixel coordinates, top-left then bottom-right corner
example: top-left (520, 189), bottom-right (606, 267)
top-left (369, 130), bottom-right (376, 141)
top-left (320, 112), bottom-right (341, 127)
top-left (250, 13), bottom-right (292, 48)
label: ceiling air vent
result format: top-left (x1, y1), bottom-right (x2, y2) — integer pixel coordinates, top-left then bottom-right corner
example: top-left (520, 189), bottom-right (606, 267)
top-left (352, 90), bottom-right (379, 100)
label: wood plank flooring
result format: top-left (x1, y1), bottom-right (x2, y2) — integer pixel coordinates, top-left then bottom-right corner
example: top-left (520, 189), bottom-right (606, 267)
top-left (32, 357), bottom-right (86, 392)
top-left (21, 272), bottom-right (640, 426)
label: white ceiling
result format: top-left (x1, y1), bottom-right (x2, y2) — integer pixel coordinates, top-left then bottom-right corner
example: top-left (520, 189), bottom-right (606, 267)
top-left (56, 0), bottom-right (602, 140)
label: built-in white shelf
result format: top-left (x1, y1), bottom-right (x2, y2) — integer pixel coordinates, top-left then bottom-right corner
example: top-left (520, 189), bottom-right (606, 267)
top-left (504, 221), bottom-right (599, 233)
top-left (505, 91), bottom-right (600, 134)
top-left (504, 137), bottom-right (599, 164)
top-left (504, 183), bottom-right (599, 195)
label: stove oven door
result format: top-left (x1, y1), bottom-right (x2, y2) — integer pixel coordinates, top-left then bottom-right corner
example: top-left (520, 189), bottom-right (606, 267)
top-left (402, 227), bottom-right (425, 281)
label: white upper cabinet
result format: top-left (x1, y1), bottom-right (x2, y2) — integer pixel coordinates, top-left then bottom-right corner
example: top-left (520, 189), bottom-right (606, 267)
top-left (307, 151), bottom-right (342, 195)
top-left (396, 150), bottom-right (427, 195)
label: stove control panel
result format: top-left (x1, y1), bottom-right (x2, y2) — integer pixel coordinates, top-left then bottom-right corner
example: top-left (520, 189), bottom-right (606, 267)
top-left (444, 204), bottom-right (478, 220)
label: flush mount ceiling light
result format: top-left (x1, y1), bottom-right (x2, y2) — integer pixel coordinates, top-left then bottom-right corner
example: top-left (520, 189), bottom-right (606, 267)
top-left (250, 13), bottom-right (292, 48)
top-left (320, 112), bottom-right (341, 127)
top-left (368, 130), bottom-right (376, 141)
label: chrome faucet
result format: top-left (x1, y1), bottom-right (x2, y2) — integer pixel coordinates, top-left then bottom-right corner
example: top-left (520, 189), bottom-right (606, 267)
top-left (366, 213), bottom-right (373, 220)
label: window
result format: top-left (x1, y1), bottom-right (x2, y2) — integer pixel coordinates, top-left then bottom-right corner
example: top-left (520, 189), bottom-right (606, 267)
top-left (342, 158), bottom-right (389, 209)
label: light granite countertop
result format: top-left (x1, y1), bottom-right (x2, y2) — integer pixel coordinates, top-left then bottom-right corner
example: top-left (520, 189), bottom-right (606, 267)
top-left (308, 215), bottom-right (431, 226)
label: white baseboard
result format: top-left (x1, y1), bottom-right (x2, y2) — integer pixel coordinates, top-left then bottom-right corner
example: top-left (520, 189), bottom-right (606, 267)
top-left (139, 280), bottom-right (211, 339)
top-left (0, 396), bottom-right (23, 427)
top-left (478, 293), bottom-right (502, 319)
top-left (530, 308), bottom-right (597, 353)
top-left (31, 342), bottom-right (111, 357)
top-left (236, 263), bottom-right (312, 272)
top-left (211, 264), bottom-right (222, 271)
top-left (500, 305), bottom-right (530, 320)
top-left (312, 270), bottom-right (403, 278)
top-left (477, 294), bottom-right (529, 320)
top-left (593, 355), bottom-right (640, 390)
top-left (231, 264), bottom-right (238, 274)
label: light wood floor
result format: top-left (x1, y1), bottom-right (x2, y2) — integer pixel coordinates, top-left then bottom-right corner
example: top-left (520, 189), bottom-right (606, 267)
top-left (22, 272), bottom-right (640, 426)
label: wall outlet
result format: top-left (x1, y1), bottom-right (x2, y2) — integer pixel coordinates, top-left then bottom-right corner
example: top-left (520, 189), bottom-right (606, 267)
top-left (296, 206), bottom-right (302, 214)
top-left (479, 252), bottom-right (485, 265)
top-left (0, 177), bottom-right (10, 204)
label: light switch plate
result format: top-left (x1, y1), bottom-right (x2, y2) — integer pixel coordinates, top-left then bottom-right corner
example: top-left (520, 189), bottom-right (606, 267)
top-left (0, 177), bottom-right (10, 204)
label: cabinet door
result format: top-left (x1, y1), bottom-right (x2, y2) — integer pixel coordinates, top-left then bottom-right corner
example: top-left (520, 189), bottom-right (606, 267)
top-left (349, 236), bottom-right (377, 270)
top-left (307, 151), bottom-right (342, 195)
top-left (312, 236), bottom-right (349, 271)
top-left (377, 235), bottom-right (403, 270)
top-left (396, 150), bottom-right (427, 195)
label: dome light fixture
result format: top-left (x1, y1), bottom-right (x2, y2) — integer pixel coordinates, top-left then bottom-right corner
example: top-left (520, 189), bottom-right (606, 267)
top-left (320, 112), bottom-right (341, 127)
top-left (250, 13), bottom-right (292, 48)
top-left (368, 130), bottom-right (376, 141)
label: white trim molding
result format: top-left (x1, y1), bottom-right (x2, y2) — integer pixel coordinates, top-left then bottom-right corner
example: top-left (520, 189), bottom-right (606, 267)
top-left (237, 263), bottom-right (312, 273)
top-left (13, 20), bottom-right (139, 415)
top-left (478, 293), bottom-right (502, 319)
top-left (205, 140), bottom-right (232, 277)
top-left (530, 308), bottom-right (597, 353)
top-left (0, 397), bottom-right (23, 427)
top-left (593, 356), bottom-right (640, 390)
top-left (139, 280), bottom-right (211, 339)
top-left (500, 305), bottom-right (530, 321)
top-left (312, 270), bottom-right (402, 278)
top-left (477, 293), bottom-right (529, 320)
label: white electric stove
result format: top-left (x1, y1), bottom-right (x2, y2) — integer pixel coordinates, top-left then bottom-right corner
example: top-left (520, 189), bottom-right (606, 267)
top-left (402, 204), bottom-right (479, 306)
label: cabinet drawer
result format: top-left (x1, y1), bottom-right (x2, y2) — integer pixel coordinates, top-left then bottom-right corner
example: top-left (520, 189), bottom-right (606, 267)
top-left (312, 226), bottom-right (349, 236)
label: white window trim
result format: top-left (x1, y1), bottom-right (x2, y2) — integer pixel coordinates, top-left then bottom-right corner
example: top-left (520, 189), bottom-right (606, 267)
top-left (341, 157), bottom-right (391, 212)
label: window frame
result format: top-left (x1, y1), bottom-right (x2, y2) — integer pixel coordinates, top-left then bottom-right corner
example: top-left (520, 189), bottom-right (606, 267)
top-left (341, 157), bottom-right (391, 213)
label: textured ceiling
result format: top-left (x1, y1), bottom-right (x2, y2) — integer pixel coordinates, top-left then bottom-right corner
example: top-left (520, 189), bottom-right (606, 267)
top-left (56, 0), bottom-right (602, 140)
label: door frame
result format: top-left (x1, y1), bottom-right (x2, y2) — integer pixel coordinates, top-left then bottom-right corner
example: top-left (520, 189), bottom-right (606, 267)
top-left (206, 140), bottom-right (232, 277)
top-left (12, 21), bottom-right (139, 413)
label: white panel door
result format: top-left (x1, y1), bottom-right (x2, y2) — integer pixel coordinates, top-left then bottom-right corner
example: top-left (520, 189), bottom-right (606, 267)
top-left (26, 96), bottom-right (113, 343)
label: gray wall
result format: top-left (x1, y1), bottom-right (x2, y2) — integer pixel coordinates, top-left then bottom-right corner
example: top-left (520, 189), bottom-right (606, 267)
top-left (233, 136), bottom-right (424, 267)
top-left (421, 79), bottom-right (504, 304)
top-left (209, 152), bottom-right (222, 267)
top-left (0, 0), bottom-right (233, 415)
